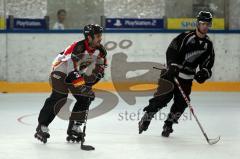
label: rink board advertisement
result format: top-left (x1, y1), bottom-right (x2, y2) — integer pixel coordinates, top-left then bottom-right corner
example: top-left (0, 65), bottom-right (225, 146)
top-left (105, 18), bottom-right (164, 29)
top-left (0, 32), bottom-right (240, 92)
top-left (6, 18), bottom-right (47, 30)
top-left (0, 17), bottom-right (5, 29)
top-left (167, 18), bottom-right (225, 30)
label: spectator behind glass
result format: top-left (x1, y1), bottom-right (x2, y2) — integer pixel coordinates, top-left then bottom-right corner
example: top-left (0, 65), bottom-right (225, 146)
top-left (53, 9), bottom-right (67, 30)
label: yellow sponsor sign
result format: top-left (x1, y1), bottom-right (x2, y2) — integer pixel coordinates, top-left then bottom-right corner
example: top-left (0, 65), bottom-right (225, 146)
top-left (167, 18), bottom-right (225, 30)
top-left (0, 17), bottom-right (6, 29)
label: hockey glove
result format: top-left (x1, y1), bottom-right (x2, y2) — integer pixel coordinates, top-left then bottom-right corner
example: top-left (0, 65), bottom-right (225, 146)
top-left (167, 64), bottom-right (181, 79)
top-left (195, 69), bottom-right (210, 84)
top-left (65, 70), bottom-right (85, 87)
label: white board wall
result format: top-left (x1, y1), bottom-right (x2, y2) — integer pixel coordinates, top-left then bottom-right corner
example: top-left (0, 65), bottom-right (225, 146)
top-left (0, 32), bottom-right (239, 82)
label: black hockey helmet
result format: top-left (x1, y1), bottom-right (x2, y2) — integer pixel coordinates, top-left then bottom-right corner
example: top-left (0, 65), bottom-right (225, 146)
top-left (197, 11), bottom-right (213, 23)
top-left (83, 24), bottom-right (103, 39)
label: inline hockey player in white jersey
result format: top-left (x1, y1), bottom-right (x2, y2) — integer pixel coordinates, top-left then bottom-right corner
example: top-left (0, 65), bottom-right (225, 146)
top-left (34, 24), bottom-right (107, 144)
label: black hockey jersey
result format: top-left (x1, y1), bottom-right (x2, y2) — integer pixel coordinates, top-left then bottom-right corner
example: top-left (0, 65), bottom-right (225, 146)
top-left (166, 30), bottom-right (215, 80)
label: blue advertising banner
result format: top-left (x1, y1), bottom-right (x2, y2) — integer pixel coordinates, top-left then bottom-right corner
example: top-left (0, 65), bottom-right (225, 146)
top-left (105, 18), bottom-right (164, 29)
top-left (7, 18), bottom-right (47, 30)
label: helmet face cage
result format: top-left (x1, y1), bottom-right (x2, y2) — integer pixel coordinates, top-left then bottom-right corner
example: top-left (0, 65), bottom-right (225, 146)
top-left (197, 11), bottom-right (213, 26)
top-left (83, 24), bottom-right (103, 39)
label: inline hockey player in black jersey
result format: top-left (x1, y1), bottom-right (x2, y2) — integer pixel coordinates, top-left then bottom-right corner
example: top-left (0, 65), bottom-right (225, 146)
top-left (138, 11), bottom-right (215, 137)
top-left (34, 24), bottom-right (107, 146)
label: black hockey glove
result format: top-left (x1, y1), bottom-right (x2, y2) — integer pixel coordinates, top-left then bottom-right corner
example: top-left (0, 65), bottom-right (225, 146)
top-left (195, 69), bottom-right (210, 84)
top-left (84, 72), bottom-right (105, 87)
top-left (65, 70), bottom-right (85, 86)
top-left (96, 72), bottom-right (104, 80)
top-left (167, 64), bottom-right (180, 80)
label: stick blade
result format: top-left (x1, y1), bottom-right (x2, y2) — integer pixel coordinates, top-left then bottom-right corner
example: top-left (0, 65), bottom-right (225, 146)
top-left (81, 144), bottom-right (95, 151)
top-left (208, 136), bottom-right (221, 145)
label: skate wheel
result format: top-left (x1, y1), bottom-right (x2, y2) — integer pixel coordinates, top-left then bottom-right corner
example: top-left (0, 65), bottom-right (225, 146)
top-left (66, 136), bottom-right (71, 142)
top-left (43, 138), bottom-right (47, 144)
top-left (67, 136), bottom-right (77, 143)
top-left (162, 132), bottom-right (170, 137)
top-left (82, 138), bottom-right (85, 143)
top-left (76, 138), bottom-right (81, 143)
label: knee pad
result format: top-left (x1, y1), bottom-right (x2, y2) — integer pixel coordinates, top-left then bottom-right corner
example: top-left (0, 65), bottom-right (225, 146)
top-left (53, 97), bottom-right (68, 115)
top-left (147, 95), bottom-right (171, 113)
top-left (45, 92), bottom-right (68, 114)
top-left (143, 104), bottom-right (159, 113)
top-left (73, 95), bottom-right (94, 112)
top-left (70, 99), bottom-right (90, 122)
top-left (170, 103), bottom-right (187, 114)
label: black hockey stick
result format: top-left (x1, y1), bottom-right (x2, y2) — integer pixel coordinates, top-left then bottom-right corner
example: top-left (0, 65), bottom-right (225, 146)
top-left (80, 110), bottom-right (95, 151)
top-left (153, 66), bottom-right (167, 71)
top-left (173, 77), bottom-right (220, 145)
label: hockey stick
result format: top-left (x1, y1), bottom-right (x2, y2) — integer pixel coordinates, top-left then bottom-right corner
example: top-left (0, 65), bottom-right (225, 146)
top-left (153, 66), bottom-right (220, 145)
top-left (173, 77), bottom-right (220, 145)
top-left (153, 66), bottom-right (166, 71)
top-left (80, 109), bottom-right (95, 151)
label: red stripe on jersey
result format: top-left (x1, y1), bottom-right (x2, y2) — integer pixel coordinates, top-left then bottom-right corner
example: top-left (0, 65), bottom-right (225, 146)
top-left (64, 41), bottom-right (78, 55)
top-left (84, 40), bottom-right (95, 55)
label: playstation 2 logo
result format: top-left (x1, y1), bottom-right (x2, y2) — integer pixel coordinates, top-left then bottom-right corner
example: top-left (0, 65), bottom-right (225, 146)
top-left (113, 19), bottom-right (122, 27)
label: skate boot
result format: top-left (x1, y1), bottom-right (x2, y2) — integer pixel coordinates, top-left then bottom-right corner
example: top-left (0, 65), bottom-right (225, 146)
top-left (34, 124), bottom-right (50, 143)
top-left (161, 121), bottom-right (173, 137)
top-left (138, 112), bottom-right (154, 134)
top-left (66, 121), bottom-right (84, 143)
